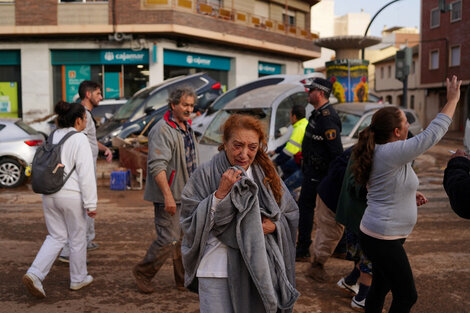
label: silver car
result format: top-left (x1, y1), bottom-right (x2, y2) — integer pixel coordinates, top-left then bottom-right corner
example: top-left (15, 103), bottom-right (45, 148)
top-left (198, 84), bottom-right (311, 165)
top-left (0, 119), bottom-right (44, 188)
top-left (192, 73), bottom-right (327, 137)
top-left (335, 102), bottom-right (423, 149)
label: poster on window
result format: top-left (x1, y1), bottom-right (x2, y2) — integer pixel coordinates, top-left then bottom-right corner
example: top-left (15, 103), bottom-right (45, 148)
top-left (326, 59), bottom-right (369, 103)
top-left (65, 65), bottom-right (90, 102)
top-left (0, 82), bottom-right (18, 118)
top-left (104, 72), bottom-right (121, 99)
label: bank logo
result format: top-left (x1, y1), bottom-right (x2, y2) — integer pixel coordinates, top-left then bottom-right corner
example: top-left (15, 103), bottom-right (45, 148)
top-left (186, 55), bottom-right (193, 64)
top-left (104, 52), bottom-right (115, 61)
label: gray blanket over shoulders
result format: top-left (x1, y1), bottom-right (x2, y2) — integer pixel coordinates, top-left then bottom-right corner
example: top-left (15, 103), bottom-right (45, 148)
top-left (181, 151), bottom-right (300, 313)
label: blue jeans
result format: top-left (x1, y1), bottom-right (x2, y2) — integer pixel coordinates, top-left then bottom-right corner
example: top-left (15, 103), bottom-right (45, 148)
top-left (284, 168), bottom-right (303, 194)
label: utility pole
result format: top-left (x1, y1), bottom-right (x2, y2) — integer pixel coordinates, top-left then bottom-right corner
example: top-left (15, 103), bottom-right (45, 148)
top-left (395, 47), bottom-right (412, 107)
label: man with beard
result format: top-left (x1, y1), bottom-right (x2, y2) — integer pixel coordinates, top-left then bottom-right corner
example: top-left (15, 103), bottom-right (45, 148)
top-left (58, 80), bottom-right (112, 263)
top-left (132, 87), bottom-right (199, 293)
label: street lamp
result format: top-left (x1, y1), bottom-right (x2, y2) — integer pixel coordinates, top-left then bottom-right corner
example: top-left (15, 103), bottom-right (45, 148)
top-left (361, 0), bottom-right (402, 60)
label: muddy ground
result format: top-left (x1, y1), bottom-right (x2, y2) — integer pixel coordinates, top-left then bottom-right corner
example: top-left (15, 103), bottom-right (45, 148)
top-left (1, 134), bottom-right (470, 313)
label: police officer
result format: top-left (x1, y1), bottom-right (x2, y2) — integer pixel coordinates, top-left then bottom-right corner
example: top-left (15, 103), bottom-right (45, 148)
top-left (296, 77), bottom-right (343, 262)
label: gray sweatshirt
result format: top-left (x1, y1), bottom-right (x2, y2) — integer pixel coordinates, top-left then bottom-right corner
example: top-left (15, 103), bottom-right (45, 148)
top-left (361, 113), bottom-right (451, 237)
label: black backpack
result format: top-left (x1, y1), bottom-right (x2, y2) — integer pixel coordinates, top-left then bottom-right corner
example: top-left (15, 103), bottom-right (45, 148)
top-left (31, 130), bottom-right (78, 195)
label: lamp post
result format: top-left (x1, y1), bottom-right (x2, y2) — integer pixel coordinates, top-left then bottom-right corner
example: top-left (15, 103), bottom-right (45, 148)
top-left (361, 0), bottom-right (402, 60)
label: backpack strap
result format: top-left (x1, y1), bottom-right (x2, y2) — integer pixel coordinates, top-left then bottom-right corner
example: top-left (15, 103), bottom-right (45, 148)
top-left (58, 130), bottom-right (79, 145)
top-left (58, 130), bottom-right (79, 184)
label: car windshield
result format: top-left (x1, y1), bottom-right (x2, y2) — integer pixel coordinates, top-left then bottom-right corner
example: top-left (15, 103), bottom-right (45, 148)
top-left (199, 108), bottom-right (271, 145)
top-left (112, 87), bottom-right (158, 120)
top-left (15, 120), bottom-right (39, 135)
top-left (338, 111), bottom-right (361, 137)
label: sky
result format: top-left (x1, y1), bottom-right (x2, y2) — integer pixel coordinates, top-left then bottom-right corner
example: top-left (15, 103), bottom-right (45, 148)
top-left (334, 0), bottom-right (421, 37)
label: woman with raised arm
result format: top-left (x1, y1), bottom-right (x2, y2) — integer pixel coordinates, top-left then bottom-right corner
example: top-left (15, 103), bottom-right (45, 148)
top-left (352, 76), bottom-right (461, 313)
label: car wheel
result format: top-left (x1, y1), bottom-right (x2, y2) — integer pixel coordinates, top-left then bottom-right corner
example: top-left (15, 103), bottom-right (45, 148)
top-left (0, 158), bottom-right (25, 188)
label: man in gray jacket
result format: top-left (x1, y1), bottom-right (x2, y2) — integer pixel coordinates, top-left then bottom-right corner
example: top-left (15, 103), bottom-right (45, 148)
top-left (133, 87), bottom-right (199, 293)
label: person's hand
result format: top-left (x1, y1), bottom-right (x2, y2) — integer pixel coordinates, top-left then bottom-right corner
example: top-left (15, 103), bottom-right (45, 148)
top-left (87, 209), bottom-right (97, 218)
top-left (451, 149), bottom-right (468, 159)
top-left (416, 191), bottom-right (428, 207)
top-left (104, 148), bottom-right (113, 163)
top-left (262, 216), bottom-right (276, 234)
top-left (447, 75), bottom-right (462, 105)
top-left (164, 197), bottom-right (177, 216)
top-left (215, 168), bottom-right (242, 199)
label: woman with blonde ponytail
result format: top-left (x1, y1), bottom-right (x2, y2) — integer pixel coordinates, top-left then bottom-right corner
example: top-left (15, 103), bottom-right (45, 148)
top-left (353, 76), bottom-right (461, 313)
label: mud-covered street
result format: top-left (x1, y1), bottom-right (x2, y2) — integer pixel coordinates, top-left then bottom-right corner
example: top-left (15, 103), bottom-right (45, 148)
top-left (1, 134), bottom-right (470, 313)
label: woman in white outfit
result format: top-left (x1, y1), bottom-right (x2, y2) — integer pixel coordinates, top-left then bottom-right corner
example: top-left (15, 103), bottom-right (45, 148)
top-left (23, 101), bottom-right (97, 298)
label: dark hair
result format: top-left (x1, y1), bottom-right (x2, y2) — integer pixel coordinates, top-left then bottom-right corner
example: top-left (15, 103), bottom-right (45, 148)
top-left (291, 104), bottom-right (306, 120)
top-left (351, 106), bottom-right (403, 185)
top-left (218, 114), bottom-right (283, 204)
top-left (54, 101), bottom-right (85, 128)
top-left (168, 87), bottom-right (197, 110)
top-left (78, 80), bottom-right (101, 100)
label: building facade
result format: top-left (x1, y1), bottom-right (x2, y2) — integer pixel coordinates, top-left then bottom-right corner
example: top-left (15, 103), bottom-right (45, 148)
top-left (420, 0), bottom-right (469, 130)
top-left (373, 45), bottom-right (426, 124)
top-left (0, 0), bottom-right (320, 120)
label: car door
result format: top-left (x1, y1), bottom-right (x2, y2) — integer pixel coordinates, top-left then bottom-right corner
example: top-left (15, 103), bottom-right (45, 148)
top-left (269, 90), bottom-right (308, 151)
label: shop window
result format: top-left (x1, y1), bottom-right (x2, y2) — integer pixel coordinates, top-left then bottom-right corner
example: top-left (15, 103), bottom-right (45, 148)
top-left (430, 8), bottom-right (440, 28)
top-left (451, 0), bottom-right (462, 22)
top-left (430, 50), bottom-right (439, 69)
top-left (450, 46), bottom-right (461, 67)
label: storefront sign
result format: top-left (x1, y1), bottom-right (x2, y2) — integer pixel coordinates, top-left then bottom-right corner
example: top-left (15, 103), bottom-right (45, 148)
top-left (164, 50), bottom-right (231, 71)
top-left (0, 51), bottom-right (20, 65)
top-left (326, 59), bottom-right (369, 103)
top-left (65, 65), bottom-right (91, 102)
top-left (101, 50), bottom-right (149, 65)
top-left (52, 49), bottom-right (149, 65)
top-left (0, 82), bottom-right (18, 118)
top-left (104, 72), bottom-right (121, 98)
top-left (304, 68), bottom-right (315, 74)
top-left (258, 62), bottom-right (282, 75)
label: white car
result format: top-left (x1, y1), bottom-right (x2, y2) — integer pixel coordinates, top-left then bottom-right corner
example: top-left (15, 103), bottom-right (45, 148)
top-left (0, 118), bottom-right (44, 188)
top-left (192, 73), bottom-right (325, 137)
top-left (198, 84), bottom-right (311, 165)
top-left (335, 102), bottom-right (423, 149)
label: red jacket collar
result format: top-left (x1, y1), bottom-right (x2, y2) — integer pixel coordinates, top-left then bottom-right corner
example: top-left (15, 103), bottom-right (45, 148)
top-left (164, 110), bottom-right (192, 129)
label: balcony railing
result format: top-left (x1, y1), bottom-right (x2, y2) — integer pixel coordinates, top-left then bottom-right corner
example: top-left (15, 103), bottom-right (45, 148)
top-left (142, 0), bottom-right (318, 40)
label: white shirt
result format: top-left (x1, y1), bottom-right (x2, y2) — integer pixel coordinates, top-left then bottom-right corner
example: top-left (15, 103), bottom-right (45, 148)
top-left (50, 127), bottom-right (97, 210)
top-left (196, 167), bottom-right (253, 278)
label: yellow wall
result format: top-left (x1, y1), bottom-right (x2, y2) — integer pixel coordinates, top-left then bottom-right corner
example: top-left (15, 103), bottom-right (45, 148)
top-left (0, 4), bottom-right (15, 26)
top-left (58, 3), bottom-right (108, 25)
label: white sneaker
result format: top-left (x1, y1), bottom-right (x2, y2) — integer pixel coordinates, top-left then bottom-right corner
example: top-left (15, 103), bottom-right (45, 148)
top-left (22, 273), bottom-right (46, 298)
top-left (70, 275), bottom-right (93, 291)
top-left (351, 295), bottom-right (365, 312)
top-left (336, 277), bottom-right (359, 295)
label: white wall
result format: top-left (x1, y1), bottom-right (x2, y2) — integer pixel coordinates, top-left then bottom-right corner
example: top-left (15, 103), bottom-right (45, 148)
top-left (21, 44), bottom-right (52, 122)
top-left (304, 0), bottom-right (335, 70)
